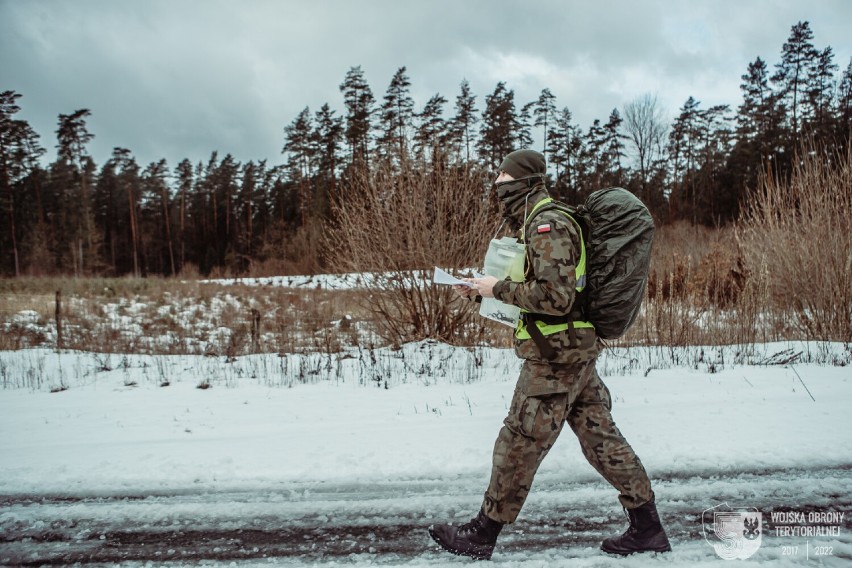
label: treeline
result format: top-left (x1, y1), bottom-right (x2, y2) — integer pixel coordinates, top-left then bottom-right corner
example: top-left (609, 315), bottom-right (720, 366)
top-left (1, 21), bottom-right (850, 278)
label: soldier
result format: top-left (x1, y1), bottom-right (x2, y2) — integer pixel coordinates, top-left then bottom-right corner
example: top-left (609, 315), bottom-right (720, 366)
top-left (428, 149), bottom-right (671, 560)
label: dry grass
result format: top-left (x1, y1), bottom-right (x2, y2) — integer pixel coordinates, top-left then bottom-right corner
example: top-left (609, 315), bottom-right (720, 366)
top-left (0, 277), bottom-right (376, 355)
top-left (622, 233), bottom-right (788, 351)
top-left (0, 293), bottom-right (55, 321)
top-left (620, 143), bottom-right (852, 350)
top-left (741, 144), bottom-right (852, 342)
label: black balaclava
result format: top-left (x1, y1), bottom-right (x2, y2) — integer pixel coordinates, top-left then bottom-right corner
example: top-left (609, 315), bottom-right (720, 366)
top-left (495, 149), bottom-right (547, 223)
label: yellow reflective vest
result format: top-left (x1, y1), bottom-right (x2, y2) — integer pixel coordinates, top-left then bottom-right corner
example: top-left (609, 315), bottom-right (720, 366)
top-left (514, 197), bottom-right (595, 340)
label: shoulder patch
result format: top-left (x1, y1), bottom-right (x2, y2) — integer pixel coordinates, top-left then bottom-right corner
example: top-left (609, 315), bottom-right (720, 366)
top-left (536, 223), bottom-right (551, 233)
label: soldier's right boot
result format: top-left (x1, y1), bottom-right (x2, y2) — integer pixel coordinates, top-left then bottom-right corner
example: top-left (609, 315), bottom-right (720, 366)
top-left (601, 500), bottom-right (672, 555)
top-left (428, 509), bottom-right (504, 560)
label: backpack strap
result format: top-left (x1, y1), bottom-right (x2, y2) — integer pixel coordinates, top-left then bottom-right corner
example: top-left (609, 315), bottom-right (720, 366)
top-left (526, 200), bottom-right (590, 252)
top-left (521, 298), bottom-right (589, 354)
top-left (519, 200), bottom-right (592, 351)
top-left (521, 313), bottom-right (557, 358)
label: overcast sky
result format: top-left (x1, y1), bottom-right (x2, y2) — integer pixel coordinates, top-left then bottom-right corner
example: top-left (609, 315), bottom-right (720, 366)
top-left (2, 0), bottom-right (851, 169)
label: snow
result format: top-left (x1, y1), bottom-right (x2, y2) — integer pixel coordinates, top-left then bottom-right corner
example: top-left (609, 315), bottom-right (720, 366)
top-left (1, 342), bottom-right (850, 494)
top-left (200, 269), bottom-right (457, 292)
top-left (200, 273), bottom-right (373, 290)
top-left (1, 341), bottom-right (851, 566)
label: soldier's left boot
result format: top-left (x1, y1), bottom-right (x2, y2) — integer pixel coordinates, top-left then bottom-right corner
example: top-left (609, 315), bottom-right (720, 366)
top-left (601, 500), bottom-right (672, 555)
top-left (428, 509), bottom-right (504, 560)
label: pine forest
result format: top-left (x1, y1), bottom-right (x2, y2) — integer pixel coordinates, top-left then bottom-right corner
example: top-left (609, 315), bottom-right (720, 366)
top-left (1, 21), bottom-right (850, 279)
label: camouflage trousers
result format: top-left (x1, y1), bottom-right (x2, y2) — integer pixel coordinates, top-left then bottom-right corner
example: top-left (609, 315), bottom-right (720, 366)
top-left (482, 358), bottom-right (654, 524)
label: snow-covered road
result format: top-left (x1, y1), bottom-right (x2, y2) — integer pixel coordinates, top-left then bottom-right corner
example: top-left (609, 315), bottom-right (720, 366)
top-left (2, 342), bottom-right (851, 566)
top-left (2, 466), bottom-right (850, 566)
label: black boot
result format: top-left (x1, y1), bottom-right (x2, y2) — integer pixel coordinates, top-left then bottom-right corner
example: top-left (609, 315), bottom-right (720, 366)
top-left (428, 509), bottom-right (504, 560)
top-left (601, 500), bottom-right (672, 555)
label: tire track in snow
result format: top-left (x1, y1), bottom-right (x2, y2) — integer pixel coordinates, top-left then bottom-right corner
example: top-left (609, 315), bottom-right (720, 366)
top-left (2, 466), bottom-right (851, 565)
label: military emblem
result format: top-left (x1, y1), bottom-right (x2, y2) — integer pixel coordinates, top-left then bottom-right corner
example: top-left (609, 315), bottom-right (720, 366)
top-left (702, 502), bottom-right (762, 560)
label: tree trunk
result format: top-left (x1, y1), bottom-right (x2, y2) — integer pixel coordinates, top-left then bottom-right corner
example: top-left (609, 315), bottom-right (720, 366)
top-left (3, 170), bottom-right (20, 276)
top-left (128, 184), bottom-right (139, 277)
top-left (246, 185), bottom-right (253, 258)
top-left (161, 185), bottom-right (176, 276)
top-left (180, 184), bottom-right (186, 271)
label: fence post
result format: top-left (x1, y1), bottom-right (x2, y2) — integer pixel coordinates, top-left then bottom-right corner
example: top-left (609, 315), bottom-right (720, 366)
top-left (250, 308), bottom-right (261, 352)
top-left (55, 290), bottom-right (63, 351)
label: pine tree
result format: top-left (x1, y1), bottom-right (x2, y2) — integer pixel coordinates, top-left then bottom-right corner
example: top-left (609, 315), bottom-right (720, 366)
top-left (413, 93), bottom-right (447, 162)
top-left (517, 101), bottom-right (535, 150)
top-left (175, 158), bottom-right (193, 272)
top-left (667, 97), bottom-right (701, 221)
top-left (283, 107), bottom-right (315, 222)
top-left (140, 159), bottom-right (175, 275)
top-left (805, 46), bottom-right (839, 140)
top-left (737, 56), bottom-right (786, 158)
top-left (837, 58), bottom-right (852, 150)
top-left (772, 21), bottom-right (818, 140)
top-left (55, 109), bottom-right (97, 275)
top-left (191, 156), bottom-right (217, 275)
top-left (378, 66), bottom-right (415, 162)
top-left (339, 65), bottom-right (375, 166)
top-left (478, 82), bottom-right (517, 169)
top-left (17, 123), bottom-right (48, 274)
top-left (313, 103), bottom-right (343, 211)
top-left (547, 107), bottom-right (583, 202)
top-left (109, 148), bottom-right (142, 276)
top-left (0, 91), bottom-right (43, 275)
top-left (728, 57), bottom-right (785, 220)
top-left (215, 154), bottom-right (241, 271)
top-left (695, 105), bottom-right (734, 223)
top-left (238, 161), bottom-right (258, 268)
top-left (602, 109), bottom-right (627, 187)
top-left (251, 160), bottom-right (282, 257)
top-left (579, 118), bottom-right (607, 196)
top-left (93, 156), bottom-right (118, 273)
top-left (533, 88), bottom-right (556, 154)
top-left (448, 79), bottom-right (478, 163)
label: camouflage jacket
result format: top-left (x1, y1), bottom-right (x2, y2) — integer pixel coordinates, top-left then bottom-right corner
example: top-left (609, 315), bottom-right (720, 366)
top-left (492, 186), bottom-right (600, 370)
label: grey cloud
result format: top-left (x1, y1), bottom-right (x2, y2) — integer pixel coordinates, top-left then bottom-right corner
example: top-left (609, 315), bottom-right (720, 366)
top-left (2, 0), bottom-right (850, 168)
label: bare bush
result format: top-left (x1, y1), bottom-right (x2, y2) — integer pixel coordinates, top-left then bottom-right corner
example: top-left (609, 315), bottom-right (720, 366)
top-left (623, 220), bottom-right (776, 350)
top-left (741, 144), bottom-right (852, 342)
top-left (325, 157), bottom-right (502, 344)
top-left (646, 221), bottom-right (713, 302)
top-left (689, 243), bottom-right (749, 309)
top-left (251, 222), bottom-right (326, 276)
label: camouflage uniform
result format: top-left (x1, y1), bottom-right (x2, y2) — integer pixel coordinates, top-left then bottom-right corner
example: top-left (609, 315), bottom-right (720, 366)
top-left (483, 184), bottom-right (654, 525)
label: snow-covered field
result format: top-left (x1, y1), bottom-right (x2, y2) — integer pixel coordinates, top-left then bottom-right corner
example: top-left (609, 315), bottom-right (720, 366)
top-left (1, 340), bottom-right (850, 566)
top-left (200, 273), bottom-right (372, 290)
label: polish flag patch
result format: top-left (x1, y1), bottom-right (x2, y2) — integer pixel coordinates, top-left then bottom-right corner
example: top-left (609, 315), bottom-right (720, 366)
top-left (537, 223), bottom-right (552, 233)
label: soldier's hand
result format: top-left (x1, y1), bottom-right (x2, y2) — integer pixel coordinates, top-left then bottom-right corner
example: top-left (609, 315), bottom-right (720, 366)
top-left (453, 284), bottom-right (478, 299)
top-left (467, 276), bottom-right (499, 298)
